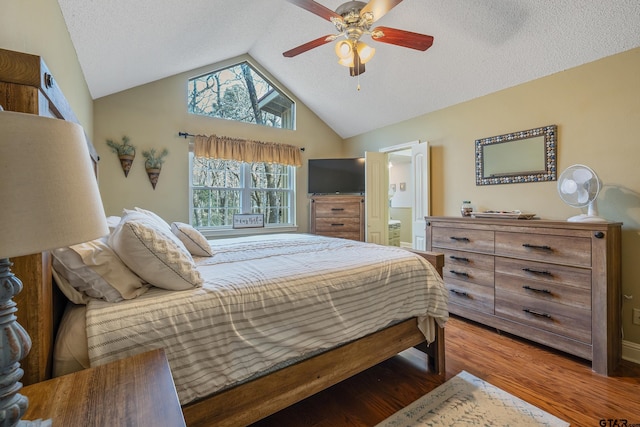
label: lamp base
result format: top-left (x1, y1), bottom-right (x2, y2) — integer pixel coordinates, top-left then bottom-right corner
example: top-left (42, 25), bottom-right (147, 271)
top-left (0, 258), bottom-right (38, 427)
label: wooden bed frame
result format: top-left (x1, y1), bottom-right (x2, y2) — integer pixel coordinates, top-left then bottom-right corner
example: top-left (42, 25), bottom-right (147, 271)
top-left (25, 247), bottom-right (444, 427)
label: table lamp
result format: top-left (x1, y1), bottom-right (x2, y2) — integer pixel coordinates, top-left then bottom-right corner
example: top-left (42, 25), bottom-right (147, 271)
top-left (0, 110), bottom-right (109, 426)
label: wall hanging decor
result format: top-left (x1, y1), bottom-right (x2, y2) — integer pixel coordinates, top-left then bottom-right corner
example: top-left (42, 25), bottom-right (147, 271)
top-left (142, 148), bottom-right (169, 189)
top-left (106, 136), bottom-right (136, 177)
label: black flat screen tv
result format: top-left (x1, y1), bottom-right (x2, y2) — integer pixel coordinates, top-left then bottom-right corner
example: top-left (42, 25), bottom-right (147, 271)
top-left (308, 158), bottom-right (366, 194)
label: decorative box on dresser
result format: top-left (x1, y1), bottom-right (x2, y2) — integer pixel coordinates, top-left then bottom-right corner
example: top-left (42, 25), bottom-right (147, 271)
top-left (310, 195), bottom-right (365, 241)
top-left (0, 48), bottom-right (99, 385)
top-left (425, 216), bottom-right (622, 375)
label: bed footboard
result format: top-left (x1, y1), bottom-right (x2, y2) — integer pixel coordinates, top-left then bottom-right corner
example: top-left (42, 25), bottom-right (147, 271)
top-left (183, 317), bottom-right (444, 427)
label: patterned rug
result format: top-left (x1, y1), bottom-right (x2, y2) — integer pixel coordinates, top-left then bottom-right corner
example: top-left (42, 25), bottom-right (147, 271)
top-left (375, 371), bottom-right (570, 426)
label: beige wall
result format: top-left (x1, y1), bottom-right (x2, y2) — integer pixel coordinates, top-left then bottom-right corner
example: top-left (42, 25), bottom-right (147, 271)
top-left (93, 55), bottom-right (344, 230)
top-left (0, 0), bottom-right (93, 134)
top-left (343, 47), bottom-right (640, 348)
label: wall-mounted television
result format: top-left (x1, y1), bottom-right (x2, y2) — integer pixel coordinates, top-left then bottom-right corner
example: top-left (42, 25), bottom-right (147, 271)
top-left (308, 158), bottom-right (366, 194)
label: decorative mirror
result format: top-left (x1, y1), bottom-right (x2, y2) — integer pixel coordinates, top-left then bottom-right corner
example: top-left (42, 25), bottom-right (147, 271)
top-left (475, 125), bottom-right (557, 185)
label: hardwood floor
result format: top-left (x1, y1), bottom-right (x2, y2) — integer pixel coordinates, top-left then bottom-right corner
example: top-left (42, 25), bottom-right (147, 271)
top-left (251, 316), bottom-right (640, 427)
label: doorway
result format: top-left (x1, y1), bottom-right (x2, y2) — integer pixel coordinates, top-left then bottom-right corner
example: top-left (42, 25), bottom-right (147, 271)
top-left (365, 141), bottom-right (430, 250)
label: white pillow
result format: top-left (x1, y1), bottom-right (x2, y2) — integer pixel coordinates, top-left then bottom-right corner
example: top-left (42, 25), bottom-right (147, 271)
top-left (106, 216), bottom-right (121, 233)
top-left (52, 237), bottom-right (150, 303)
top-left (109, 211), bottom-right (203, 290)
top-left (133, 207), bottom-right (172, 232)
top-left (52, 268), bottom-right (91, 305)
top-left (171, 222), bottom-right (213, 257)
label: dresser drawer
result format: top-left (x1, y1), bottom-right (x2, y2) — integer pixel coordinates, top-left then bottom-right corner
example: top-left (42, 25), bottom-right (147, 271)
top-left (495, 257), bottom-right (591, 290)
top-left (495, 292), bottom-right (591, 344)
top-left (496, 256), bottom-right (591, 307)
top-left (445, 280), bottom-right (494, 314)
top-left (495, 231), bottom-right (591, 267)
top-left (441, 249), bottom-right (494, 287)
top-left (314, 202), bottom-right (361, 218)
top-left (315, 217), bottom-right (361, 232)
top-left (316, 231), bottom-right (362, 241)
top-left (432, 227), bottom-right (494, 253)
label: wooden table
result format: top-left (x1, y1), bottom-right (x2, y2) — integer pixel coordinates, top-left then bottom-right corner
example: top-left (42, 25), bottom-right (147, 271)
top-left (21, 349), bottom-right (186, 427)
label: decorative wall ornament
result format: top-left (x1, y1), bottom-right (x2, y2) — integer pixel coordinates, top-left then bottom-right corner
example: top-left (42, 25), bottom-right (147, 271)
top-left (142, 148), bottom-right (169, 189)
top-left (106, 136), bottom-right (136, 177)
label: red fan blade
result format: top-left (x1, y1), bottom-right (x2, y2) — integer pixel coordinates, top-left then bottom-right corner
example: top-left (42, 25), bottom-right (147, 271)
top-left (285, 0), bottom-right (342, 22)
top-left (360, 0), bottom-right (403, 23)
top-left (371, 26), bottom-right (434, 51)
top-left (283, 35), bottom-right (335, 57)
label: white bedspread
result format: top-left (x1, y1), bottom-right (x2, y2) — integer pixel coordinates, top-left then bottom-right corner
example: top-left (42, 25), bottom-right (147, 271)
top-left (85, 234), bottom-right (448, 405)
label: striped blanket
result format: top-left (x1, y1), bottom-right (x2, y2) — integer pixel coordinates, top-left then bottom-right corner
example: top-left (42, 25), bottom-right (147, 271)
top-left (85, 234), bottom-right (448, 405)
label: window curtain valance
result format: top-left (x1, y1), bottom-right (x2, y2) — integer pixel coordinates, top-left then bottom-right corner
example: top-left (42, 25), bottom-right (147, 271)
top-left (194, 134), bottom-right (302, 167)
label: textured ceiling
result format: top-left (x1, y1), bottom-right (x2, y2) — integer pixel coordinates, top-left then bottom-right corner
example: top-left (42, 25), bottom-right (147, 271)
top-left (57, 0), bottom-right (640, 138)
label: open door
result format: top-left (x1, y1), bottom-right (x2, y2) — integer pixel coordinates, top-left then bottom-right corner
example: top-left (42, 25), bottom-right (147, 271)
top-left (364, 151), bottom-right (388, 244)
top-left (411, 142), bottom-right (430, 250)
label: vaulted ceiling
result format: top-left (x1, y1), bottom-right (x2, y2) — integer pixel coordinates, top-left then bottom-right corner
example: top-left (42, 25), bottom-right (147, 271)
top-left (57, 0), bottom-right (640, 138)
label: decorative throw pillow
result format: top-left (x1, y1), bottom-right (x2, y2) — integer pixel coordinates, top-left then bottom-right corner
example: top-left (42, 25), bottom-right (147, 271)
top-left (171, 222), bottom-right (213, 257)
top-left (109, 211), bottom-right (203, 290)
top-left (52, 237), bottom-right (150, 303)
top-left (133, 207), bottom-right (172, 232)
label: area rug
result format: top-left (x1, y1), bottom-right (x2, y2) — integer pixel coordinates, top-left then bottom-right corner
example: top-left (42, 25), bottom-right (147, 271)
top-left (375, 371), bottom-right (570, 426)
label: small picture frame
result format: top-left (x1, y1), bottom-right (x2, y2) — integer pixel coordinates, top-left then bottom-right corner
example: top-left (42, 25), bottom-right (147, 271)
top-left (399, 182), bottom-right (406, 191)
top-left (232, 214), bottom-right (265, 229)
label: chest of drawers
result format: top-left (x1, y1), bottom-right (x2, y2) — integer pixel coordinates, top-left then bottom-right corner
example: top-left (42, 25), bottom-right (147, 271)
top-left (425, 216), bottom-right (622, 375)
top-left (310, 195), bottom-right (365, 241)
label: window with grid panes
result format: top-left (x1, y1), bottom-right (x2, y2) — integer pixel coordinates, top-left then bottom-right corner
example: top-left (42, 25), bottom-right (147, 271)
top-left (190, 155), bottom-right (295, 229)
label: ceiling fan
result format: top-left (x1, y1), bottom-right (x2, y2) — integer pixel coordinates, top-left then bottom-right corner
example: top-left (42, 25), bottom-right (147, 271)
top-left (283, 0), bottom-right (434, 77)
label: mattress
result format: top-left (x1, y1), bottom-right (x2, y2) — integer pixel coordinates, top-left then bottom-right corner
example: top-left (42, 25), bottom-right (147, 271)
top-left (56, 233), bottom-right (448, 405)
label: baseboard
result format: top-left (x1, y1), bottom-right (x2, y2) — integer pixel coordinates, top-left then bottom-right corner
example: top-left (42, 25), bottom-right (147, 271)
top-left (622, 340), bottom-right (640, 365)
top-left (400, 241), bottom-right (412, 248)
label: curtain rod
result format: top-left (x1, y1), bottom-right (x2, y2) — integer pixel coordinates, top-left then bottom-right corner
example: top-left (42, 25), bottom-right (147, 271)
top-left (178, 131), bottom-right (305, 151)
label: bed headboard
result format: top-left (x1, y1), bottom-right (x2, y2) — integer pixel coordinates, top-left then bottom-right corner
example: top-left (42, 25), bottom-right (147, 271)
top-left (1, 48), bottom-right (97, 385)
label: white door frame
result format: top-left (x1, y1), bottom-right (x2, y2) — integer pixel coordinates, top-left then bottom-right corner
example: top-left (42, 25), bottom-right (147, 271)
top-left (379, 140), bottom-right (430, 250)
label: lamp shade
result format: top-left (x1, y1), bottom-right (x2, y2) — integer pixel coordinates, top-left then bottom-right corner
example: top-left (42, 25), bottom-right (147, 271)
top-left (0, 110), bottom-right (109, 258)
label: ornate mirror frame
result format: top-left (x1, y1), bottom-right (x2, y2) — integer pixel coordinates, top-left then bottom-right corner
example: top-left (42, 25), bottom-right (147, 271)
top-left (475, 125), bottom-right (557, 186)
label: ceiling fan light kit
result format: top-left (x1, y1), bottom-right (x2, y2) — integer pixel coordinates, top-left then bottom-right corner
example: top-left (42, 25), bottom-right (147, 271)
top-left (284, 0), bottom-right (433, 80)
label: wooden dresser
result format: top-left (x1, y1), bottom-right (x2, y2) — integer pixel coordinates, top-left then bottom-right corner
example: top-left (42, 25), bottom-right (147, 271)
top-left (425, 216), bottom-right (622, 375)
top-left (310, 195), bottom-right (365, 241)
top-left (0, 48), bottom-right (98, 385)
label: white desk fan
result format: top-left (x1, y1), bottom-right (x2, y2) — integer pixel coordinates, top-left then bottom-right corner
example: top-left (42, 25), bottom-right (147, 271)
top-left (557, 164), bottom-right (606, 222)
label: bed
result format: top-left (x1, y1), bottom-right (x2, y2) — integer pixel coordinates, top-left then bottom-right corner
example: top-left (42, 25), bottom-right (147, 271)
top-left (44, 208), bottom-right (448, 427)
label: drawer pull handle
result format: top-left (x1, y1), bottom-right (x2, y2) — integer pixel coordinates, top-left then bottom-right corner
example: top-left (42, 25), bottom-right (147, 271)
top-left (523, 285), bottom-right (551, 294)
top-left (449, 255), bottom-right (470, 262)
top-left (331, 208), bottom-right (345, 211)
top-left (522, 243), bottom-right (552, 251)
top-left (450, 237), bottom-right (470, 242)
top-left (449, 270), bottom-right (469, 278)
top-left (450, 289), bottom-right (469, 298)
top-left (522, 268), bottom-right (553, 276)
top-left (331, 223), bottom-right (345, 227)
top-left (523, 308), bottom-right (552, 319)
